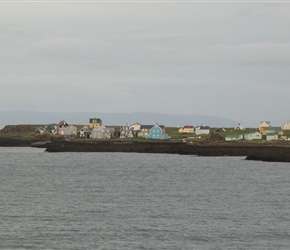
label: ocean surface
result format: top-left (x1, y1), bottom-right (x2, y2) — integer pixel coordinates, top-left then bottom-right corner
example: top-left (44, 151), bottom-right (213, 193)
top-left (0, 147), bottom-right (290, 250)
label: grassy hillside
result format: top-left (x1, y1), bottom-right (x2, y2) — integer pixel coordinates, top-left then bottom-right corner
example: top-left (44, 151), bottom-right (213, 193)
top-left (0, 125), bottom-right (40, 137)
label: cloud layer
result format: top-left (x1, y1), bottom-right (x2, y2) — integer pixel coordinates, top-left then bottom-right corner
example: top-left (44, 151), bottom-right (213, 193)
top-left (1, 2), bottom-right (290, 125)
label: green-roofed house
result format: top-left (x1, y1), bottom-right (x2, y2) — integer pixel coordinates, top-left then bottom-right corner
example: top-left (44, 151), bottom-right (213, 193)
top-left (225, 134), bottom-right (243, 141)
top-left (260, 126), bottom-right (283, 136)
top-left (266, 132), bottom-right (279, 141)
top-left (244, 132), bottom-right (262, 141)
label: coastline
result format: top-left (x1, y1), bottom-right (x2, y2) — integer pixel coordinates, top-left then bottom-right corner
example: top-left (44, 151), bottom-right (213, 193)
top-left (1, 137), bottom-right (290, 163)
top-left (41, 140), bottom-right (290, 163)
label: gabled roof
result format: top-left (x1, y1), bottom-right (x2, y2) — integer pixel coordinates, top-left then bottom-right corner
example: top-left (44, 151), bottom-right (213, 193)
top-left (152, 124), bottom-right (165, 129)
top-left (57, 120), bottom-right (68, 127)
top-left (140, 125), bottom-right (165, 129)
top-left (260, 121), bottom-right (271, 126)
top-left (130, 122), bottom-right (142, 126)
top-left (234, 123), bottom-right (246, 130)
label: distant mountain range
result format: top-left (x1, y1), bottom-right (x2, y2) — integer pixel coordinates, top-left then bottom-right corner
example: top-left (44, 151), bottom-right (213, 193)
top-left (0, 111), bottom-right (238, 129)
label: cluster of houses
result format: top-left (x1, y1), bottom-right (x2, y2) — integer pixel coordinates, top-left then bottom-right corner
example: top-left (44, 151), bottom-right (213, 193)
top-left (36, 118), bottom-right (169, 140)
top-left (36, 118), bottom-right (290, 141)
top-left (225, 121), bottom-right (290, 141)
top-left (178, 121), bottom-right (290, 141)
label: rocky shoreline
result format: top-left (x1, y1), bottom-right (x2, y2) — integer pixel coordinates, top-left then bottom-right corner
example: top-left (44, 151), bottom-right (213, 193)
top-left (0, 137), bottom-right (35, 147)
top-left (43, 140), bottom-right (290, 163)
top-left (1, 137), bottom-right (290, 163)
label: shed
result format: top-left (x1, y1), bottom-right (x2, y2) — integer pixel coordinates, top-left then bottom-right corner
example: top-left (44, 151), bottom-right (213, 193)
top-left (266, 133), bottom-right (278, 141)
top-left (225, 134), bottom-right (243, 141)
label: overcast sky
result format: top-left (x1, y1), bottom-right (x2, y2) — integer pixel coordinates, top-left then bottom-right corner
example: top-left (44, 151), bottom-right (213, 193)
top-left (1, 1), bottom-right (290, 125)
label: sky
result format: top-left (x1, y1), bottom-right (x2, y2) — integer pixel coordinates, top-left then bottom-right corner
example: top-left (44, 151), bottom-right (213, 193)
top-left (1, 0), bottom-right (290, 126)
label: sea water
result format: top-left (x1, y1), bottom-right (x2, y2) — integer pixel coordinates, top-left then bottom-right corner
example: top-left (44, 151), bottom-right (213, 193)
top-left (0, 147), bottom-right (290, 250)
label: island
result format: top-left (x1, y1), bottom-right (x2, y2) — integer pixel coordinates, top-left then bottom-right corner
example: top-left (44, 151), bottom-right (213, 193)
top-left (1, 124), bottom-right (290, 163)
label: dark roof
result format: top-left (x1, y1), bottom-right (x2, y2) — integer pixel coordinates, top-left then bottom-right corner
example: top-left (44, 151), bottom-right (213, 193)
top-left (198, 126), bottom-right (210, 129)
top-left (89, 118), bottom-right (102, 123)
top-left (140, 125), bottom-right (165, 129)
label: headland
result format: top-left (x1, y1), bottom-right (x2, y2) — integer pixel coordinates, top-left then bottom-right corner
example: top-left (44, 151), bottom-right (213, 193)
top-left (1, 125), bottom-right (290, 163)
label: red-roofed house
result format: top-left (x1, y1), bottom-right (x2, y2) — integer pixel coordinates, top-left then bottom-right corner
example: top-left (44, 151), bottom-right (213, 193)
top-left (178, 126), bottom-right (195, 133)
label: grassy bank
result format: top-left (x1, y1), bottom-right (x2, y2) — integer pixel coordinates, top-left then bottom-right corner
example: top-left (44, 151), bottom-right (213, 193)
top-left (1, 124), bottom-right (290, 144)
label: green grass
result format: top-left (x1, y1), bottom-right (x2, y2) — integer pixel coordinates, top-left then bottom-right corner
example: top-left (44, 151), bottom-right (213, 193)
top-left (2, 124), bottom-right (290, 143)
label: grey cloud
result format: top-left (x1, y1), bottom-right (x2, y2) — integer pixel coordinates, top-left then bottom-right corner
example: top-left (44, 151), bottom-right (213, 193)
top-left (25, 38), bottom-right (113, 59)
top-left (1, 2), bottom-right (290, 124)
top-left (187, 42), bottom-right (290, 65)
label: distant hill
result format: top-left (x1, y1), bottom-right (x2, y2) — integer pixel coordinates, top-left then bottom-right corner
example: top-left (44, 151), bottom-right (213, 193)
top-left (0, 111), bottom-right (238, 129)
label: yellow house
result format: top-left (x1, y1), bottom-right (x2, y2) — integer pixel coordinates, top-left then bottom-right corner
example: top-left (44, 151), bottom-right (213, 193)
top-left (260, 127), bottom-right (284, 136)
top-left (89, 117), bottom-right (102, 129)
top-left (178, 126), bottom-right (194, 133)
top-left (259, 121), bottom-right (271, 131)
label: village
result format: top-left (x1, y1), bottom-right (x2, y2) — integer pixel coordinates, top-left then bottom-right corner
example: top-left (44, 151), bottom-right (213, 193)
top-left (34, 118), bottom-right (290, 142)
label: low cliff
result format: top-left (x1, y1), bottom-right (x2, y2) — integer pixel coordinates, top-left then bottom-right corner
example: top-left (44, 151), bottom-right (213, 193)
top-left (43, 140), bottom-right (290, 162)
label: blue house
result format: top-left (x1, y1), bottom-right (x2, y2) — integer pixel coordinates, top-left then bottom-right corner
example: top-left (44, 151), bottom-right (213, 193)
top-left (145, 124), bottom-right (168, 140)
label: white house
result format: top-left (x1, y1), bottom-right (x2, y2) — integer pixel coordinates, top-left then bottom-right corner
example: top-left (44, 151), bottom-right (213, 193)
top-left (225, 134), bottom-right (243, 141)
top-left (130, 122), bottom-right (142, 137)
top-left (244, 132), bottom-right (262, 141)
top-left (195, 126), bottom-right (210, 135)
top-left (282, 121), bottom-right (290, 130)
top-left (120, 124), bottom-right (133, 139)
top-left (234, 123), bottom-right (246, 130)
top-left (130, 123), bottom-right (142, 131)
top-left (266, 133), bottom-right (278, 141)
top-left (91, 126), bottom-right (111, 139)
